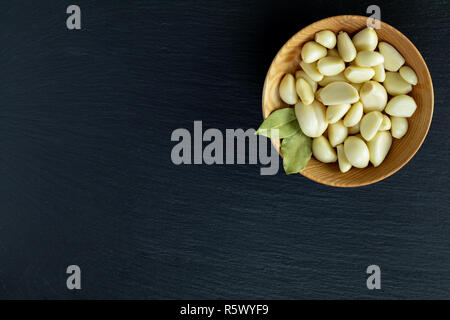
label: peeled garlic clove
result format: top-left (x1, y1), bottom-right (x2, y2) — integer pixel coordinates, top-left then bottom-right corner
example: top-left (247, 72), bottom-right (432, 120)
top-left (301, 41), bottom-right (327, 63)
top-left (319, 81), bottom-right (359, 105)
top-left (359, 81), bottom-right (388, 112)
top-left (360, 111), bottom-right (383, 141)
top-left (295, 100), bottom-right (328, 138)
top-left (343, 101), bottom-right (363, 127)
top-left (348, 122), bottom-right (360, 135)
top-left (328, 120), bottom-right (348, 147)
top-left (312, 136), bottom-right (337, 163)
top-left (315, 30), bottom-right (337, 49)
top-left (296, 78), bottom-right (314, 105)
top-left (391, 116), bottom-right (408, 138)
top-left (399, 66), bottom-right (418, 85)
top-left (355, 51), bottom-right (384, 67)
top-left (383, 72), bottom-right (412, 95)
top-left (317, 57), bottom-right (345, 76)
top-left (352, 27), bottom-right (378, 51)
top-left (379, 114), bottom-right (391, 131)
top-left (300, 60), bottom-right (324, 82)
top-left (295, 70), bottom-right (318, 93)
top-left (326, 103), bottom-right (351, 124)
top-left (327, 48), bottom-right (339, 57)
top-left (368, 131), bottom-right (392, 167)
top-left (318, 72), bottom-right (347, 86)
top-left (379, 42), bottom-right (405, 72)
top-left (344, 66), bottom-right (376, 83)
top-left (337, 31), bottom-right (357, 62)
top-left (372, 63), bottom-right (386, 82)
top-left (385, 95), bottom-right (417, 117)
top-left (344, 136), bottom-right (370, 168)
top-left (279, 73), bottom-right (298, 105)
top-left (337, 144), bottom-right (352, 173)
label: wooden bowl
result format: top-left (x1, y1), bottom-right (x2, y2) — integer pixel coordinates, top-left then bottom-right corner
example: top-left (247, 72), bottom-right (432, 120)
top-left (262, 15), bottom-right (433, 187)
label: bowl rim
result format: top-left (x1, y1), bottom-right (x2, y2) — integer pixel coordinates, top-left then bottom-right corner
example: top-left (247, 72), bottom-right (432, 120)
top-left (261, 14), bottom-right (434, 187)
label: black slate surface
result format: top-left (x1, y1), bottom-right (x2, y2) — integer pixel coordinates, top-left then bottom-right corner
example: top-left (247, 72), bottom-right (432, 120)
top-left (0, 0), bottom-right (449, 299)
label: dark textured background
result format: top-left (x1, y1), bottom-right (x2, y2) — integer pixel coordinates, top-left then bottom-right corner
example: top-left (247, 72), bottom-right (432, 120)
top-left (0, 0), bottom-right (449, 299)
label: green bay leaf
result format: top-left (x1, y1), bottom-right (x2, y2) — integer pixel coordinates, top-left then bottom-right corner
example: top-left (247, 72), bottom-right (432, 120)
top-left (256, 107), bottom-right (299, 138)
top-left (281, 130), bottom-right (312, 174)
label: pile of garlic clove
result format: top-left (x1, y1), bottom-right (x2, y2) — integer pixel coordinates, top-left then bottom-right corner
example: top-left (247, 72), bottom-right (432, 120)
top-left (279, 27), bottom-right (418, 172)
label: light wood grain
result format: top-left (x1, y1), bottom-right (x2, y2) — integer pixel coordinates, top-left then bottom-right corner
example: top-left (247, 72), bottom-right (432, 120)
top-left (262, 15), bottom-right (434, 187)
